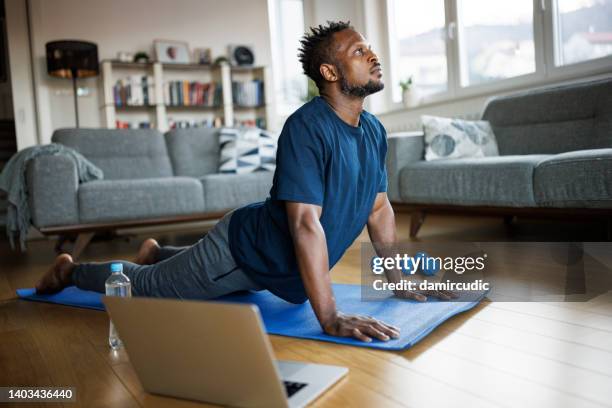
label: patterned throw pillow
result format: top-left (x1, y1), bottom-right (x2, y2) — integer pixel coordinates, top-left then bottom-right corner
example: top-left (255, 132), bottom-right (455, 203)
top-left (218, 127), bottom-right (277, 174)
top-left (422, 115), bottom-right (499, 161)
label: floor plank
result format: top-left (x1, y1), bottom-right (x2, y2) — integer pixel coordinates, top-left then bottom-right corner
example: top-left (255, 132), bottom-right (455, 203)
top-left (438, 310), bottom-right (612, 377)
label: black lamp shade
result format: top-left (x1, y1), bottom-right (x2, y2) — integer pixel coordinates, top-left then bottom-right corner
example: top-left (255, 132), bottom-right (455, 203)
top-left (46, 40), bottom-right (99, 79)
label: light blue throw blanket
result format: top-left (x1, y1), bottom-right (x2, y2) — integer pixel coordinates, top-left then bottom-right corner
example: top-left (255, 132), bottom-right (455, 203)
top-left (0, 143), bottom-right (103, 250)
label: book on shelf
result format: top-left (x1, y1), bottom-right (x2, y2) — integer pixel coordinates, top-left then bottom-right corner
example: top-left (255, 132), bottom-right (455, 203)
top-left (167, 117), bottom-right (224, 129)
top-left (115, 120), bottom-right (153, 129)
top-left (113, 75), bottom-right (155, 107)
top-left (164, 80), bottom-right (222, 107)
top-left (236, 117), bottom-right (266, 129)
top-left (232, 79), bottom-right (264, 107)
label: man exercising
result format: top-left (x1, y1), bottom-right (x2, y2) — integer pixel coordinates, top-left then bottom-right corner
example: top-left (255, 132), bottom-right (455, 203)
top-left (37, 21), bottom-right (456, 343)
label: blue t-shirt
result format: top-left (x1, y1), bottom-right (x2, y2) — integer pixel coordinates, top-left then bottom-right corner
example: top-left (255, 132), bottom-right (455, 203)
top-left (228, 96), bottom-right (388, 304)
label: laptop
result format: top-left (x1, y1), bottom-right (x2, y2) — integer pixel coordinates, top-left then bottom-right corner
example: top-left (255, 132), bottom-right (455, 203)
top-left (103, 296), bottom-right (348, 408)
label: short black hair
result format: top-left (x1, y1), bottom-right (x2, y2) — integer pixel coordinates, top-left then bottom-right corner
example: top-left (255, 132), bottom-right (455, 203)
top-left (298, 21), bottom-right (354, 89)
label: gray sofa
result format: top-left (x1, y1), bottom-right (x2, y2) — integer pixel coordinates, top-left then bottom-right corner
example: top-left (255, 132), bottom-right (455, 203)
top-left (27, 127), bottom-right (273, 256)
top-left (386, 78), bottom-right (612, 237)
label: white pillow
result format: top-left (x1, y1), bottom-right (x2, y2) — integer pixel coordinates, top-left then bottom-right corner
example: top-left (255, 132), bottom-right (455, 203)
top-left (422, 115), bottom-right (499, 161)
top-left (218, 127), bottom-right (277, 174)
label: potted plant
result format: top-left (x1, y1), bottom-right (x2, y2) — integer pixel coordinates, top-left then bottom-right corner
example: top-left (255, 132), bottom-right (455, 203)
top-left (400, 76), bottom-right (419, 108)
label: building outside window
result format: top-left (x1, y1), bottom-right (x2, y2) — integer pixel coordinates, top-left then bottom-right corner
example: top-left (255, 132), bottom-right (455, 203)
top-left (554, 0), bottom-right (612, 66)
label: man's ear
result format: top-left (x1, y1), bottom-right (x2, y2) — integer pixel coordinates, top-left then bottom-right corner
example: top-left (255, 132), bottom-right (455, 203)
top-left (320, 63), bottom-right (339, 83)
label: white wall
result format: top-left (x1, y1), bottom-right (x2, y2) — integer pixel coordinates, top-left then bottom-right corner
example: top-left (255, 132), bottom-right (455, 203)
top-left (25, 0), bottom-right (273, 144)
top-left (305, 0), bottom-right (364, 32)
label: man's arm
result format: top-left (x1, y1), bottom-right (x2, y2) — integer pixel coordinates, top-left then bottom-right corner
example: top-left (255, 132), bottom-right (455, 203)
top-left (286, 201), bottom-right (400, 343)
top-left (366, 193), bottom-right (456, 301)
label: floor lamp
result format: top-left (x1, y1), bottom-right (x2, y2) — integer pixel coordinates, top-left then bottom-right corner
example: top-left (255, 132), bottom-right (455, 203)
top-left (46, 40), bottom-right (99, 128)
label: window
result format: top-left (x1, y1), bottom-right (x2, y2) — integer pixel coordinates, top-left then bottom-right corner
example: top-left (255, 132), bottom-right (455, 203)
top-left (387, 0), bottom-right (448, 102)
top-left (457, 0), bottom-right (535, 86)
top-left (382, 0), bottom-right (612, 112)
top-left (269, 0), bottom-right (307, 116)
top-left (554, 0), bottom-right (612, 66)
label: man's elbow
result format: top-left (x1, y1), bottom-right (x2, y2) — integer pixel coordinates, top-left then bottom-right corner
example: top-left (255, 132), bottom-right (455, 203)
top-left (289, 215), bottom-right (322, 239)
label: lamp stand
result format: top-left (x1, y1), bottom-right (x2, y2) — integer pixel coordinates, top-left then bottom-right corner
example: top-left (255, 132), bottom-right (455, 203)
top-left (71, 68), bottom-right (80, 128)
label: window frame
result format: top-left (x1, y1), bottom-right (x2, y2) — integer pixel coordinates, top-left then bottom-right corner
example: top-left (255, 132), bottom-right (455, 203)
top-left (381, 0), bottom-right (612, 115)
top-left (385, 0), bottom-right (453, 103)
top-left (268, 0), bottom-right (308, 120)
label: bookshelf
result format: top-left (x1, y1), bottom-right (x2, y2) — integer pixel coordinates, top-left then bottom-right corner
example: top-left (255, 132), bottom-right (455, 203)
top-left (100, 60), bottom-right (273, 131)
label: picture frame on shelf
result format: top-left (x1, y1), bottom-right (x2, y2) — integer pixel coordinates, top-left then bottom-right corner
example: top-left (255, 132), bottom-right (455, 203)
top-left (193, 48), bottom-right (212, 65)
top-left (154, 39), bottom-right (190, 64)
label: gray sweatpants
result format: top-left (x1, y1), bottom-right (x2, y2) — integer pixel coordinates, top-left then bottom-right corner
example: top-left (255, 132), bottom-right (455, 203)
top-left (72, 211), bottom-right (263, 299)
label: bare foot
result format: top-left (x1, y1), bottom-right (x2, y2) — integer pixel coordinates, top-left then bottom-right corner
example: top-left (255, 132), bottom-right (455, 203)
top-left (35, 254), bottom-right (75, 294)
top-left (134, 238), bottom-right (160, 265)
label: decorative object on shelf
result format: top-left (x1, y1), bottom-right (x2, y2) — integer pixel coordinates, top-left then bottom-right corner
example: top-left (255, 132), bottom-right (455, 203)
top-left (228, 44), bottom-right (255, 66)
top-left (154, 39), bottom-right (190, 64)
top-left (400, 76), bottom-right (420, 108)
top-left (46, 40), bottom-right (99, 127)
top-left (116, 51), bottom-right (133, 62)
top-left (213, 56), bottom-right (229, 66)
top-left (193, 48), bottom-right (212, 65)
top-left (133, 52), bottom-right (150, 63)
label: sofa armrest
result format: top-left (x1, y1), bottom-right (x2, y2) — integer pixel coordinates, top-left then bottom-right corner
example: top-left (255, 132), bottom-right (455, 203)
top-left (386, 132), bottom-right (425, 202)
top-left (26, 155), bottom-right (79, 228)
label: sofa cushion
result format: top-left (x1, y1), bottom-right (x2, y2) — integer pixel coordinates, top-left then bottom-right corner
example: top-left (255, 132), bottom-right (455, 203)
top-left (534, 149), bottom-right (612, 208)
top-left (200, 172), bottom-right (273, 212)
top-left (399, 155), bottom-right (550, 207)
top-left (164, 128), bottom-right (220, 177)
top-left (482, 79), bottom-right (612, 155)
top-left (422, 115), bottom-right (499, 161)
top-left (218, 127), bottom-right (277, 173)
top-left (53, 128), bottom-right (173, 180)
top-left (78, 177), bottom-right (204, 224)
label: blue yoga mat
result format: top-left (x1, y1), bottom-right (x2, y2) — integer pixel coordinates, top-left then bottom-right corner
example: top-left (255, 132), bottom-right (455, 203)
top-left (17, 284), bottom-right (488, 351)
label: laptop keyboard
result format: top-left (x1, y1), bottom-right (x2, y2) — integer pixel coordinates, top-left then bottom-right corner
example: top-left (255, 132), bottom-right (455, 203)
top-left (283, 381), bottom-right (308, 397)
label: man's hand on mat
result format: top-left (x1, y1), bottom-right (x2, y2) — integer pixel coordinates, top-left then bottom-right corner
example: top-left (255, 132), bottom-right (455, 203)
top-left (323, 311), bottom-right (400, 343)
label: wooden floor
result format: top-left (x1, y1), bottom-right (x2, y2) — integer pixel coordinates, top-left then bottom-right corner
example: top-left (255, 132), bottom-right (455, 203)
top-left (1, 213), bottom-right (611, 408)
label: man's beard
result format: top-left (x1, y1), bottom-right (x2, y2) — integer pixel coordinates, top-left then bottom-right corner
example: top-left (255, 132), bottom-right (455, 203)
top-left (339, 68), bottom-right (384, 97)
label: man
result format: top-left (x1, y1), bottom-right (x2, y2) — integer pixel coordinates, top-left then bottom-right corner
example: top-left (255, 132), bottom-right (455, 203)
top-left (37, 21), bottom-right (455, 343)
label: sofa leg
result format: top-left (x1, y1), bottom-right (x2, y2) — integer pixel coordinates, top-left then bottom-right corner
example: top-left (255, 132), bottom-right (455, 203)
top-left (410, 211), bottom-right (426, 238)
top-left (71, 232), bottom-right (95, 261)
top-left (54, 234), bottom-right (73, 254)
top-left (608, 217), bottom-right (612, 242)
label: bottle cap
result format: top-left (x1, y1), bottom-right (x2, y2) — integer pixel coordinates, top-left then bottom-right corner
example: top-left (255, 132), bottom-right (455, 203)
top-left (110, 263), bottom-right (123, 273)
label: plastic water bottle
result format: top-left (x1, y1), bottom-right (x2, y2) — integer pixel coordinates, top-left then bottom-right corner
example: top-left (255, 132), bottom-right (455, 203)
top-left (105, 263), bottom-right (131, 350)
